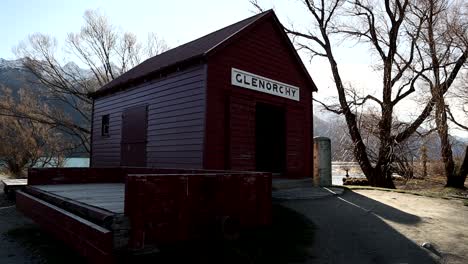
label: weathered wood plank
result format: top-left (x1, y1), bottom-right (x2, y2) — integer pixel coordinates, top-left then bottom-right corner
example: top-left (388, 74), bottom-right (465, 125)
top-left (33, 184), bottom-right (125, 214)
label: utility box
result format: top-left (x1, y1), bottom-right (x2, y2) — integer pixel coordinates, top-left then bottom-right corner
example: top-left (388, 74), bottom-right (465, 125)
top-left (313, 137), bottom-right (332, 186)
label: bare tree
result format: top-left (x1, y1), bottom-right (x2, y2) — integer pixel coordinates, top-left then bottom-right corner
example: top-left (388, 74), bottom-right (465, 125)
top-left (447, 71), bottom-right (468, 131)
top-left (251, 0), bottom-right (468, 187)
top-left (0, 87), bottom-right (71, 177)
top-left (446, 69), bottom-right (468, 185)
top-left (253, 0), bottom-right (439, 188)
top-left (2, 9), bottom-right (169, 154)
top-left (411, 0), bottom-right (468, 188)
top-left (145, 32), bottom-right (170, 58)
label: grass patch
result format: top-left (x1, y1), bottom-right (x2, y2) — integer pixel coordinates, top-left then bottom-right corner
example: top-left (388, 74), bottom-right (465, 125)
top-left (6, 224), bottom-right (84, 264)
top-left (126, 204), bottom-right (315, 264)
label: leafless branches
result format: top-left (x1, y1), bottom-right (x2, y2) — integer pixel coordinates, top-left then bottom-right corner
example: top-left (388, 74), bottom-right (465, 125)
top-left (0, 87), bottom-right (72, 177)
top-left (407, 0), bottom-right (468, 186)
top-left (2, 9), bottom-right (169, 155)
top-left (253, 0), bottom-right (467, 187)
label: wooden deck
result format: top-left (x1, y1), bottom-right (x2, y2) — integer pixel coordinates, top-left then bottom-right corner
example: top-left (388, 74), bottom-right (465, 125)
top-left (33, 183), bottom-right (125, 214)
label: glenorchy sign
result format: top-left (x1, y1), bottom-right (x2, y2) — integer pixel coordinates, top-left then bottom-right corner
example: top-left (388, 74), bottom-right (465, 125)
top-left (231, 68), bottom-right (300, 101)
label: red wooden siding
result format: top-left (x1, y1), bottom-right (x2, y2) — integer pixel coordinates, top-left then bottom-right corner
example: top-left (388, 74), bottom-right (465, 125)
top-left (229, 95), bottom-right (256, 170)
top-left (204, 17), bottom-right (313, 177)
top-left (124, 172), bottom-right (271, 249)
top-left (91, 65), bottom-right (207, 168)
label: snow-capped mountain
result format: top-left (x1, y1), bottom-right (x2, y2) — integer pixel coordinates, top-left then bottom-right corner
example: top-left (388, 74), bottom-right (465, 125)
top-left (0, 58), bottom-right (38, 93)
top-left (0, 58), bottom-right (26, 70)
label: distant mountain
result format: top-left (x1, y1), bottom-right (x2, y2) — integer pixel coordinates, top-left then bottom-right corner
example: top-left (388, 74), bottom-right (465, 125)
top-left (0, 58), bottom-right (40, 96)
top-left (1, 58), bottom-right (466, 159)
top-left (0, 58), bottom-right (24, 69)
top-left (0, 58), bottom-right (88, 156)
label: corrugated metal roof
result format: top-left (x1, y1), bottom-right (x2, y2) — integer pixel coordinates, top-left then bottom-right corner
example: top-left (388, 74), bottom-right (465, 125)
top-left (92, 11), bottom-right (271, 97)
top-left (91, 10), bottom-right (317, 97)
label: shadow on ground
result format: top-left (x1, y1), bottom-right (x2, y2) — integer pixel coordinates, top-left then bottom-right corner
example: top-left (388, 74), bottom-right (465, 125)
top-left (336, 190), bottom-right (421, 224)
top-left (6, 224), bottom-right (85, 264)
top-left (2, 200), bottom-right (315, 264)
top-left (121, 204), bottom-right (315, 264)
top-left (284, 189), bottom-right (437, 264)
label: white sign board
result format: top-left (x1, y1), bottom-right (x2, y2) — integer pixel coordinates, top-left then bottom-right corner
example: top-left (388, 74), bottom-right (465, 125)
top-left (231, 68), bottom-right (300, 101)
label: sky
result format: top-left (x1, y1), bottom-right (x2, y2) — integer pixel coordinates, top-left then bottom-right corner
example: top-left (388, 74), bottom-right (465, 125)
top-left (0, 0), bottom-right (372, 65)
top-left (1, 0), bottom-right (467, 137)
top-left (0, 0), bottom-right (374, 99)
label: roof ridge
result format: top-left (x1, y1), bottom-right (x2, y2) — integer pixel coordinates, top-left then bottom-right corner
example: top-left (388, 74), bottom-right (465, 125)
top-left (91, 9), bottom-right (283, 97)
top-left (140, 10), bottom-right (272, 65)
top-left (203, 10), bottom-right (273, 56)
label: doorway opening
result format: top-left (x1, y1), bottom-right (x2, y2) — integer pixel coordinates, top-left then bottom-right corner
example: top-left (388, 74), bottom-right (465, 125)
top-left (255, 103), bottom-right (286, 174)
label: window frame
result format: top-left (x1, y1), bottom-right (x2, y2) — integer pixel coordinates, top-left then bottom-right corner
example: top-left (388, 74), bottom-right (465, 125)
top-left (101, 114), bottom-right (110, 137)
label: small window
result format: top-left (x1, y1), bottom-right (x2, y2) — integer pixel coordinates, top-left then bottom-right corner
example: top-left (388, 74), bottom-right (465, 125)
top-left (101, 114), bottom-right (110, 136)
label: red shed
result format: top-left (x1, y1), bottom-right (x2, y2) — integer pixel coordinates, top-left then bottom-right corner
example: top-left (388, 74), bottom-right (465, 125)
top-left (90, 10), bottom-right (317, 178)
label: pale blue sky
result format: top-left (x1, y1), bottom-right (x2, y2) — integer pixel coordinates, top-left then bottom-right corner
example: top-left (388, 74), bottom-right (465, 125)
top-left (0, 0), bottom-right (373, 100)
top-left (0, 0), bottom-right (268, 59)
top-left (0, 0), bottom-right (368, 63)
top-left (2, 0), bottom-right (466, 136)
top-left (0, 0), bottom-right (373, 98)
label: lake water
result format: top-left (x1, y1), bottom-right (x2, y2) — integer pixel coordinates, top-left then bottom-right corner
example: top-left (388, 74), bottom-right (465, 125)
top-left (33, 157), bottom-right (90, 168)
top-left (332, 162), bottom-right (365, 185)
top-left (32, 160), bottom-right (362, 182)
top-left (64, 157), bottom-right (90, 167)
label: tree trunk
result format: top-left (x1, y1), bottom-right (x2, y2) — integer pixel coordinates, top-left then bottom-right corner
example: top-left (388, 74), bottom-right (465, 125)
top-left (432, 90), bottom-right (461, 188)
top-left (447, 146), bottom-right (468, 189)
top-left (366, 166), bottom-right (396, 189)
top-left (460, 147), bottom-right (468, 180)
top-left (435, 105), bottom-right (455, 175)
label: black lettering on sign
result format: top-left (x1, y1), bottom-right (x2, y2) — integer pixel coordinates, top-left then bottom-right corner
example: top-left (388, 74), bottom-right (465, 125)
top-left (259, 79), bottom-right (265, 89)
top-left (272, 83), bottom-right (278, 92)
top-left (252, 77), bottom-right (258, 87)
top-left (236, 73), bottom-right (242, 83)
top-left (232, 68), bottom-right (299, 101)
top-left (243, 75), bottom-right (250, 85)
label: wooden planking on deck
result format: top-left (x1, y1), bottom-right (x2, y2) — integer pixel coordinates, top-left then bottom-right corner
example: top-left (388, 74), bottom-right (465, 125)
top-left (34, 183), bottom-right (125, 214)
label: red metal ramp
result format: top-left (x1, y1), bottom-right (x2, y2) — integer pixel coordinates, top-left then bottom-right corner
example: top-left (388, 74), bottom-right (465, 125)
top-left (16, 191), bottom-right (115, 263)
top-left (18, 168), bottom-right (272, 263)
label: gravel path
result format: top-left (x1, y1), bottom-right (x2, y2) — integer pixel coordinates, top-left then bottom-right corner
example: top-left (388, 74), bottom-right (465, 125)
top-left (283, 189), bottom-right (468, 264)
top-left (1, 176), bottom-right (466, 264)
top-left (0, 181), bottom-right (39, 264)
top-left (284, 191), bottom-right (435, 264)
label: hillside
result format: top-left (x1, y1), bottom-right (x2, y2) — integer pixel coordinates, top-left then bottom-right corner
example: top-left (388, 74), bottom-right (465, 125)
top-left (0, 59), bottom-right (40, 95)
top-left (1, 58), bottom-right (466, 160)
top-left (313, 109), bottom-right (468, 161)
top-left (0, 58), bottom-right (89, 156)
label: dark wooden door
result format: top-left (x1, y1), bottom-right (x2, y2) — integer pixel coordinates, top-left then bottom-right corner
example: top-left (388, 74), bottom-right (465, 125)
top-left (121, 105), bottom-right (148, 167)
top-left (255, 103), bottom-right (286, 173)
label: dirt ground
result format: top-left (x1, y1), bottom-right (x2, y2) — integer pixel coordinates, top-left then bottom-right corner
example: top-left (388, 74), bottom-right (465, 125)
top-left (0, 173), bottom-right (467, 263)
top-left (284, 189), bottom-right (468, 264)
top-left (355, 190), bottom-right (468, 264)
